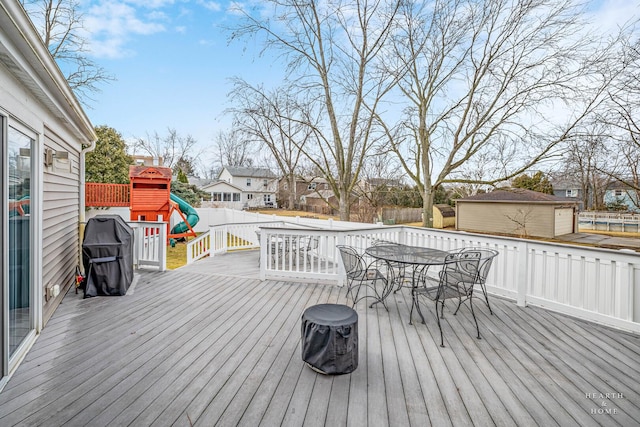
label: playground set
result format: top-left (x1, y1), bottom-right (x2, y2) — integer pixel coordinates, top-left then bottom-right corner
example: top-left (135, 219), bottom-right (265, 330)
top-left (85, 165), bottom-right (200, 242)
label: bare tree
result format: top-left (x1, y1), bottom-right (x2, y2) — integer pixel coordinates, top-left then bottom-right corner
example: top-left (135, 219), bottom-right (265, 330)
top-left (230, 0), bottom-right (402, 220)
top-left (595, 31), bottom-right (640, 207)
top-left (228, 79), bottom-right (313, 209)
top-left (504, 207), bottom-right (536, 238)
top-left (212, 130), bottom-right (255, 170)
top-left (380, 0), bottom-right (620, 226)
top-left (21, 0), bottom-right (114, 105)
top-left (560, 131), bottom-right (611, 210)
top-left (134, 128), bottom-right (202, 173)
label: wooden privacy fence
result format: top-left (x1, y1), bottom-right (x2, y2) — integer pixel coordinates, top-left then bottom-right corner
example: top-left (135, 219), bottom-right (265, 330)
top-left (381, 207), bottom-right (422, 224)
top-left (86, 182), bottom-right (129, 207)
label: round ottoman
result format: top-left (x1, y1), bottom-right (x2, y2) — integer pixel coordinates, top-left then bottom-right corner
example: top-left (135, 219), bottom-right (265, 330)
top-left (301, 304), bottom-right (358, 375)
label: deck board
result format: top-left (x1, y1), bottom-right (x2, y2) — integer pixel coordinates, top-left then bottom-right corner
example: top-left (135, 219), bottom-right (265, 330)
top-left (1, 250), bottom-right (639, 426)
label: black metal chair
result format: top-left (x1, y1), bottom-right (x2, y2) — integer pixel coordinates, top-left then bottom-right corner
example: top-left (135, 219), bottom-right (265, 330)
top-left (412, 248), bottom-right (498, 347)
top-left (336, 245), bottom-right (390, 310)
top-left (298, 235), bottom-right (319, 264)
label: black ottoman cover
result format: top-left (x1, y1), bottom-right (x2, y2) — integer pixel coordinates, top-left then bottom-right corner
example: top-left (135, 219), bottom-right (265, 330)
top-left (301, 304), bottom-right (358, 374)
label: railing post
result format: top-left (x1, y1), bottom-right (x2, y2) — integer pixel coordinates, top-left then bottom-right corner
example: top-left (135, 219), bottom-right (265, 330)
top-left (516, 240), bottom-right (529, 307)
top-left (259, 231), bottom-right (266, 281)
top-left (159, 224), bottom-right (167, 272)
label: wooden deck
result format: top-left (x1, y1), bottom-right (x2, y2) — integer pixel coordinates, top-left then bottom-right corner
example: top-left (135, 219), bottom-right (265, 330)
top-left (1, 250), bottom-right (639, 426)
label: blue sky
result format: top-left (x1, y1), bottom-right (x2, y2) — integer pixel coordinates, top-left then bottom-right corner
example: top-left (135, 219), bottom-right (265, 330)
top-left (73, 0), bottom-right (636, 171)
top-left (78, 0), bottom-right (279, 162)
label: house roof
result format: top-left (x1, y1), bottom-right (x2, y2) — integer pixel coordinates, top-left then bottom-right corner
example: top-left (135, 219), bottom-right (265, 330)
top-left (201, 180), bottom-right (245, 193)
top-left (221, 166), bottom-right (277, 179)
top-left (458, 188), bottom-right (577, 203)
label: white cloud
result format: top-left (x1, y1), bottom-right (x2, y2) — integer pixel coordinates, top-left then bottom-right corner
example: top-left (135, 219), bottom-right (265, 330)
top-left (197, 0), bottom-right (222, 12)
top-left (83, 1), bottom-right (166, 59)
top-left (176, 26), bottom-right (187, 34)
top-left (587, 0), bottom-right (639, 33)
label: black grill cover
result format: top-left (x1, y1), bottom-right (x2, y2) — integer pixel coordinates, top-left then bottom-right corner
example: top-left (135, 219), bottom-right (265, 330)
top-left (301, 304), bottom-right (358, 374)
top-left (82, 215), bottom-right (134, 298)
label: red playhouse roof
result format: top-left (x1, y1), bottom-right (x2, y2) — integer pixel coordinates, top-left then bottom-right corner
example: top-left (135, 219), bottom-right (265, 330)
top-left (129, 165), bottom-right (173, 180)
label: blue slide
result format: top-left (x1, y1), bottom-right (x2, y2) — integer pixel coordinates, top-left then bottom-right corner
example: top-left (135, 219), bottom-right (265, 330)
top-left (169, 193), bottom-right (199, 234)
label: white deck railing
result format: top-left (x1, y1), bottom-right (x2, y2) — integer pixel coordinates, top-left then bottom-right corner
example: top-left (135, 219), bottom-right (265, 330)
top-left (129, 221), bottom-right (166, 271)
top-left (189, 220), bottom-right (640, 333)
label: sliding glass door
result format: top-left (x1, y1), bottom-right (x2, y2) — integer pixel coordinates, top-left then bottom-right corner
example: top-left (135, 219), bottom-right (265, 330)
top-left (7, 125), bottom-right (33, 358)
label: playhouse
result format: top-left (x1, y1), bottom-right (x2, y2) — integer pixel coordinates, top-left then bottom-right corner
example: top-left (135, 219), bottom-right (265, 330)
top-left (129, 166), bottom-right (172, 222)
top-left (85, 166), bottom-right (199, 241)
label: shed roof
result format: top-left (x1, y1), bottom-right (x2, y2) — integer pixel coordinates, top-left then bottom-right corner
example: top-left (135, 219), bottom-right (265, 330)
top-left (434, 204), bottom-right (456, 217)
top-left (458, 188), bottom-right (577, 203)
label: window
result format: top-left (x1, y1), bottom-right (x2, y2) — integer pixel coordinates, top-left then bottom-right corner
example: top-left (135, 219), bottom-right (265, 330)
top-left (212, 192), bottom-right (222, 201)
top-left (6, 124), bottom-right (35, 358)
top-left (223, 193), bottom-right (232, 201)
top-left (263, 179), bottom-right (268, 187)
top-left (263, 194), bottom-right (272, 202)
top-left (308, 182), bottom-right (317, 190)
top-left (247, 193), bottom-right (253, 200)
top-left (246, 178), bottom-right (251, 187)
top-left (233, 193), bottom-right (240, 201)
top-left (614, 190), bottom-right (623, 197)
top-left (566, 189), bottom-right (578, 198)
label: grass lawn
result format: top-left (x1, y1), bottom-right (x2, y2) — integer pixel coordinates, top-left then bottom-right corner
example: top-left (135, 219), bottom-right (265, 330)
top-left (166, 241), bottom-right (188, 270)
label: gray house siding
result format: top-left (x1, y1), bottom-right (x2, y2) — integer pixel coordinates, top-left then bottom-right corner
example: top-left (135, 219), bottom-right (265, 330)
top-left (42, 129), bottom-right (81, 322)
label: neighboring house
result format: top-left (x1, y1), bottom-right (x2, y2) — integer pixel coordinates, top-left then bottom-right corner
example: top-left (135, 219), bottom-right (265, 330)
top-left (1, 0), bottom-right (97, 386)
top-left (455, 189), bottom-right (580, 238)
top-left (551, 177), bottom-right (584, 201)
top-left (278, 176), bottom-right (331, 209)
top-left (131, 155), bottom-right (163, 167)
top-left (205, 166), bottom-right (278, 209)
top-left (300, 189), bottom-right (339, 215)
top-left (200, 180), bottom-right (246, 210)
top-left (604, 181), bottom-right (640, 212)
top-left (357, 177), bottom-right (403, 193)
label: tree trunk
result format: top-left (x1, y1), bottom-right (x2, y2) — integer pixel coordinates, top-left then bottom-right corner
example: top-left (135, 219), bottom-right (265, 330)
top-left (339, 194), bottom-right (350, 221)
top-left (288, 174), bottom-right (296, 209)
top-left (422, 187), bottom-right (434, 228)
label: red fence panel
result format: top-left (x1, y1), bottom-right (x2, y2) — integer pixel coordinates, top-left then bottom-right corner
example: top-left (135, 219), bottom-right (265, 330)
top-left (85, 183), bottom-right (130, 207)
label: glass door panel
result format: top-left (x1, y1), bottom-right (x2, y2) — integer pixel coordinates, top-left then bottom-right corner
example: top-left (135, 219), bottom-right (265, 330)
top-left (7, 126), bottom-right (32, 357)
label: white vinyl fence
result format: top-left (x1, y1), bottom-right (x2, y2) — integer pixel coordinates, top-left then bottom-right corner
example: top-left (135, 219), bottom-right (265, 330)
top-left (579, 212), bottom-right (640, 232)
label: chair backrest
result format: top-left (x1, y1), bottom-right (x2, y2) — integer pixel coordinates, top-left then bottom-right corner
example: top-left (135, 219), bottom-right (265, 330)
top-left (306, 236), bottom-right (319, 250)
top-left (336, 245), bottom-right (365, 277)
top-left (443, 248), bottom-right (498, 283)
top-left (443, 250), bottom-right (482, 277)
top-left (460, 248), bottom-right (498, 283)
